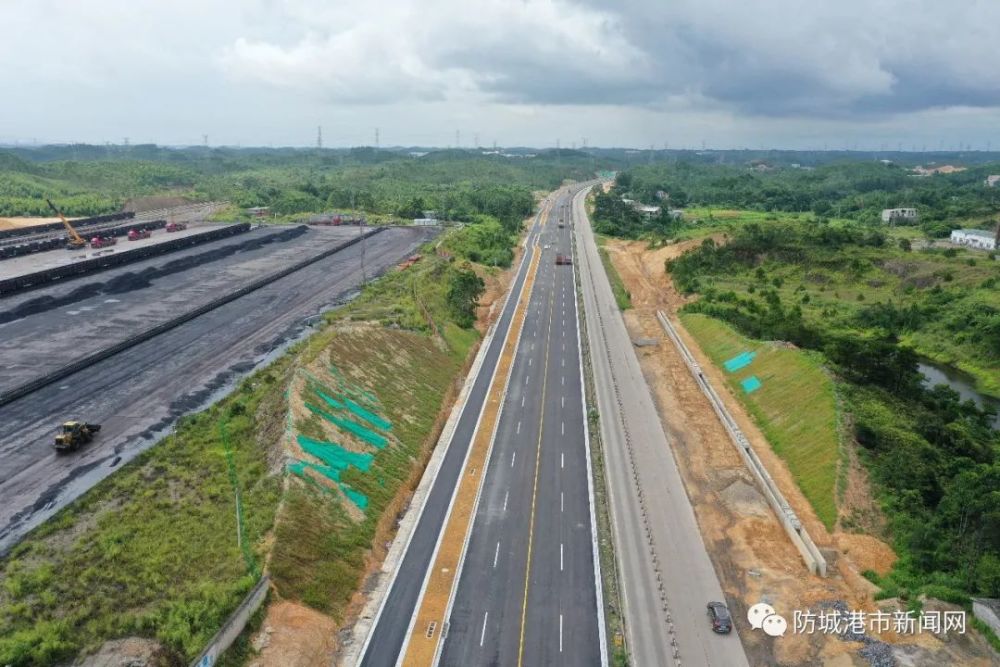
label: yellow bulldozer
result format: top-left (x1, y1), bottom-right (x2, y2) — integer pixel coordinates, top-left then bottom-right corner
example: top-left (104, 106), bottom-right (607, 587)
top-left (53, 421), bottom-right (101, 453)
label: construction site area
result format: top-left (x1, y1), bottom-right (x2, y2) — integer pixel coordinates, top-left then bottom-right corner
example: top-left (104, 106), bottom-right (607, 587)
top-left (0, 204), bottom-right (438, 553)
top-left (598, 237), bottom-right (997, 667)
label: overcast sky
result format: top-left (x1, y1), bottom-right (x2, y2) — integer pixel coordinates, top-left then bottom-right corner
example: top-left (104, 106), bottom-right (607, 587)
top-left (2, 0), bottom-right (999, 150)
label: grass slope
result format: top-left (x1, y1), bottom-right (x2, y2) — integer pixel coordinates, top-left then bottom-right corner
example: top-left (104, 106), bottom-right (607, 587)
top-left (681, 313), bottom-right (842, 529)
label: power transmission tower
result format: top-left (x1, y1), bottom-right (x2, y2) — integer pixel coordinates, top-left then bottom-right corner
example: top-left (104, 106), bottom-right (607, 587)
top-left (317, 126), bottom-right (323, 149)
top-left (474, 133), bottom-right (479, 148)
top-left (375, 127), bottom-right (380, 149)
top-left (203, 134), bottom-right (208, 148)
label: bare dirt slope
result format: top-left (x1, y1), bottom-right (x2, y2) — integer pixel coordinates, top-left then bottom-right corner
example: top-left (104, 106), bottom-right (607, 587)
top-left (602, 238), bottom-right (995, 666)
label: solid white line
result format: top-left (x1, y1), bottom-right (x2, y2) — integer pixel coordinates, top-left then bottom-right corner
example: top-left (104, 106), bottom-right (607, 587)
top-left (511, 451), bottom-right (516, 467)
top-left (561, 543), bottom-right (564, 571)
top-left (559, 613), bottom-right (564, 653)
top-left (503, 491), bottom-right (509, 512)
top-left (480, 611), bottom-right (489, 647)
top-left (572, 185), bottom-right (609, 667)
top-left (389, 220), bottom-right (539, 667)
top-left (494, 541), bottom-right (501, 568)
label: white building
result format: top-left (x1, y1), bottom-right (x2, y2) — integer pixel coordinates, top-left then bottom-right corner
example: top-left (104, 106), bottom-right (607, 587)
top-left (881, 208), bottom-right (919, 224)
top-left (412, 218), bottom-right (439, 226)
top-left (950, 228), bottom-right (997, 251)
top-left (636, 205), bottom-right (661, 217)
top-left (985, 175), bottom-right (1000, 187)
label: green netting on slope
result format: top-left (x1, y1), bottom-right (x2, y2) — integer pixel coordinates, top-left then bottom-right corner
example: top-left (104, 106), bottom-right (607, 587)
top-left (304, 403), bottom-right (389, 449)
top-left (339, 483), bottom-right (369, 510)
top-left (288, 460), bottom-right (368, 510)
top-left (297, 435), bottom-right (374, 472)
top-left (341, 396), bottom-right (392, 431)
top-left (328, 365), bottom-right (380, 408)
top-left (316, 390), bottom-right (346, 411)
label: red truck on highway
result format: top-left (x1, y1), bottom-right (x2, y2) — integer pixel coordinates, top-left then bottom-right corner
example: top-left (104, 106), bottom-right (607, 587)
top-left (127, 228), bottom-right (152, 241)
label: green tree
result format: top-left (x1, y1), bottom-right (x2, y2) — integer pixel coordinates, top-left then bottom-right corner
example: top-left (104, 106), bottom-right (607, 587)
top-left (446, 267), bottom-right (486, 328)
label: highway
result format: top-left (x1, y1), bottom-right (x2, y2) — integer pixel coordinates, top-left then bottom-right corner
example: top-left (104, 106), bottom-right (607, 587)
top-left (358, 187), bottom-right (605, 667)
top-left (0, 226), bottom-right (435, 552)
top-left (574, 187), bottom-right (750, 667)
top-left (438, 187), bottom-right (604, 666)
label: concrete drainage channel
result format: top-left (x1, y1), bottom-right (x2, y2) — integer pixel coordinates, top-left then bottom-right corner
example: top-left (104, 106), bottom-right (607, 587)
top-left (0, 226), bottom-right (386, 408)
top-left (655, 310), bottom-right (828, 576)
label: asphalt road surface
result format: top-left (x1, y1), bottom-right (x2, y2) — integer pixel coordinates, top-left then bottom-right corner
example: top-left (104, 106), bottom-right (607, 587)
top-left (0, 225), bottom-right (435, 552)
top-left (439, 187), bottom-right (603, 667)
top-left (358, 204), bottom-right (547, 667)
top-left (574, 188), bottom-right (750, 667)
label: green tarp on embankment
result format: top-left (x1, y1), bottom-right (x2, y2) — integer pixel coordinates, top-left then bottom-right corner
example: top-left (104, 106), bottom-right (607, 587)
top-left (304, 403), bottom-right (389, 449)
top-left (297, 435), bottom-right (374, 472)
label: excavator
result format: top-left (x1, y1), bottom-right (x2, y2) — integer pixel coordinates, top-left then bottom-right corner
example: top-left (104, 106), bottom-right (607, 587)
top-left (45, 198), bottom-right (87, 250)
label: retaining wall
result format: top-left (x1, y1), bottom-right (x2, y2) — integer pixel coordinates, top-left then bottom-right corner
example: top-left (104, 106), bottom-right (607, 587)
top-left (0, 226), bottom-right (385, 407)
top-left (189, 576), bottom-right (270, 667)
top-left (656, 310), bottom-right (828, 576)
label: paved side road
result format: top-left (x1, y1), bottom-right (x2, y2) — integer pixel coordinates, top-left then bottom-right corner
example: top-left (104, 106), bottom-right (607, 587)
top-left (574, 188), bottom-right (750, 667)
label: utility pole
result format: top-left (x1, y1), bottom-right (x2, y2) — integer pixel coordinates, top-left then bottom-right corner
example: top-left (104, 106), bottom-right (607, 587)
top-left (375, 127), bottom-right (380, 150)
top-left (203, 134), bottom-right (208, 148)
top-left (456, 129), bottom-right (460, 148)
top-left (317, 125), bottom-right (323, 149)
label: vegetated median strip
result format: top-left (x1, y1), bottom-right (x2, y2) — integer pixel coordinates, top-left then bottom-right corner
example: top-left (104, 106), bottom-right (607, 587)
top-left (401, 247), bottom-right (540, 666)
top-left (0, 227), bottom-right (385, 408)
top-left (574, 192), bottom-right (630, 667)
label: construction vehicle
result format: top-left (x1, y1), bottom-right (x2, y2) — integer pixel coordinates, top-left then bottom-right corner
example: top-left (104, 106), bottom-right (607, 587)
top-left (45, 198), bottom-right (87, 250)
top-left (90, 235), bottom-right (117, 249)
top-left (127, 228), bottom-right (152, 241)
top-left (53, 421), bottom-right (101, 453)
top-left (555, 253), bottom-right (572, 265)
top-left (166, 221), bottom-right (187, 232)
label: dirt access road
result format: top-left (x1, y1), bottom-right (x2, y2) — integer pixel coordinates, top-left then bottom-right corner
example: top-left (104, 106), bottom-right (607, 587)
top-left (602, 237), bottom-right (995, 666)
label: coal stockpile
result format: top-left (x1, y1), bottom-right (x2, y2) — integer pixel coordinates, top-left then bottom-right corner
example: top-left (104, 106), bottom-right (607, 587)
top-left (0, 224), bottom-right (310, 323)
top-left (0, 211), bottom-right (135, 242)
top-left (0, 225), bottom-right (385, 407)
top-left (0, 223), bottom-right (253, 297)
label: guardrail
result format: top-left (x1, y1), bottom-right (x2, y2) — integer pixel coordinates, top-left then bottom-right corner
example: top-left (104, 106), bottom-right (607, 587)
top-left (0, 226), bottom-right (385, 407)
top-left (655, 310), bottom-right (828, 577)
top-left (189, 575), bottom-right (270, 667)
